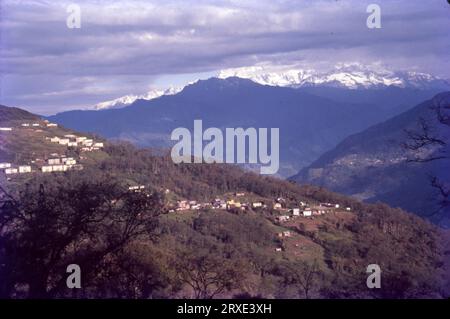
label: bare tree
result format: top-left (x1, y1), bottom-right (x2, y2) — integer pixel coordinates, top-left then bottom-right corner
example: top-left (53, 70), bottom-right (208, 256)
top-left (174, 250), bottom-right (245, 299)
top-left (0, 175), bottom-right (164, 298)
top-left (403, 93), bottom-right (450, 213)
top-left (283, 261), bottom-right (321, 299)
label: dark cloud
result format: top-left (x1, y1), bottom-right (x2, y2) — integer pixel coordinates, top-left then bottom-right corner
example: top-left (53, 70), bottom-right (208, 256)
top-left (0, 0), bottom-right (449, 114)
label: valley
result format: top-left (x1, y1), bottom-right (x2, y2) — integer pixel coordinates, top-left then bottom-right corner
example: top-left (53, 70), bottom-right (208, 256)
top-left (291, 92), bottom-right (450, 226)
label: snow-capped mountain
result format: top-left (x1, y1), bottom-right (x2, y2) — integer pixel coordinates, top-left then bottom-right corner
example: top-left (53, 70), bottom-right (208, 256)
top-left (94, 86), bottom-right (183, 110)
top-left (94, 63), bottom-right (449, 110)
top-left (218, 63), bottom-right (450, 90)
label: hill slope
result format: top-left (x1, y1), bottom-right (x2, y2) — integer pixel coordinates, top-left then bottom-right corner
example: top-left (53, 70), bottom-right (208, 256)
top-left (1, 104), bottom-right (449, 298)
top-left (291, 92), bottom-right (450, 225)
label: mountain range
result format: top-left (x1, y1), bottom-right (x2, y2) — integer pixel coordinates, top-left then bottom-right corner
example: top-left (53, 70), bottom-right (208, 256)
top-left (94, 86), bottom-right (183, 110)
top-left (91, 63), bottom-right (450, 110)
top-left (48, 76), bottom-right (445, 177)
top-left (219, 63), bottom-right (450, 90)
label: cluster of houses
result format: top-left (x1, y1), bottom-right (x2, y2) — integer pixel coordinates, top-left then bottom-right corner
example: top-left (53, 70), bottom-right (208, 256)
top-left (47, 134), bottom-right (104, 152)
top-left (20, 121), bottom-right (58, 128)
top-left (1, 155), bottom-right (84, 175)
top-left (0, 122), bottom-right (59, 132)
top-left (275, 202), bottom-right (351, 222)
top-left (40, 156), bottom-right (83, 173)
top-left (173, 197), bottom-right (267, 212)
top-left (170, 193), bottom-right (352, 219)
top-left (1, 162), bottom-right (32, 175)
top-left (0, 121), bottom-right (106, 178)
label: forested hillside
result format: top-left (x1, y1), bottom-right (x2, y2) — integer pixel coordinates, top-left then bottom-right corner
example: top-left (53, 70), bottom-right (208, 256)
top-left (1, 105), bottom-right (449, 298)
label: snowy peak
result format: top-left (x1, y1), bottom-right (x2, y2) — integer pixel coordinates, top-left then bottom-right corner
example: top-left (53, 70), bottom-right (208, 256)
top-left (218, 63), bottom-right (450, 90)
top-left (94, 63), bottom-right (449, 111)
top-left (94, 86), bottom-right (183, 110)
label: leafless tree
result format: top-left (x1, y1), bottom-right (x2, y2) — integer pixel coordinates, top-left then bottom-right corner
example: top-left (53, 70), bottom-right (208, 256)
top-left (403, 93), bottom-right (450, 213)
top-left (174, 250), bottom-right (245, 299)
top-left (0, 176), bottom-right (164, 298)
top-left (283, 261), bottom-right (321, 299)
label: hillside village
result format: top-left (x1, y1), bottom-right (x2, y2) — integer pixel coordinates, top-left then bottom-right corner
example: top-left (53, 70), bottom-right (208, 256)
top-left (1, 119), bottom-right (351, 215)
top-left (1, 117), bottom-right (353, 255)
top-left (0, 120), bottom-right (104, 177)
top-left (161, 191), bottom-right (353, 253)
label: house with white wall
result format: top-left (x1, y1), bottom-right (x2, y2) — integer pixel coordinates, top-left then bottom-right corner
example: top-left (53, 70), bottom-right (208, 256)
top-left (5, 168), bottom-right (18, 174)
top-left (41, 166), bottom-right (53, 173)
top-left (18, 166), bottom-right (32, 173)
top-left (0, 163), bottom-right (11, 169)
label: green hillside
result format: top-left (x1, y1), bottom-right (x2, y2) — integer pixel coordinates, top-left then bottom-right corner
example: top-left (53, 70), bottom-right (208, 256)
top-left (0, 105), bottom-right (448, 299)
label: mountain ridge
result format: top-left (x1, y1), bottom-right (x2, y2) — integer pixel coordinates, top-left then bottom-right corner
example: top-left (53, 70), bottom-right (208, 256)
top-left (48, 77), bottom-right (407, 177)
top-left (218, 63), bottom-right (450, 90)
top-left (290, 91), bottom-right (450, 225)
top-left (91, 63), bottom-right (450, 110)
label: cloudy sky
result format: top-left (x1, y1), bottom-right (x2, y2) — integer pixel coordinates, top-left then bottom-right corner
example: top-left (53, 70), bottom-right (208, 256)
top-left (1, 0), bottom-right (449, 114)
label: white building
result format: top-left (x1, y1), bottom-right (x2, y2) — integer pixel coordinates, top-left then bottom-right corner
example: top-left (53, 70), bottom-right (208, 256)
top-left (291, 208), bottom-right (300, 216)
top-left (277, 215), bottom-right (290, 222)
top-left (62, 158), bottom-right (76, 165)
top-left (50, 137), bottom-right (60, 143)
top-left (41, 166), bottom-right (53, 173)
top-left (0, 163), bottom-right (11, 169)
top-left (64, 134), bottom-right (76, 138)
top-left (0, 127), bottom-right (12, 131)
top-left (68, 142), bottom-right (78, 147)
top-left (283, 231), bottom-right (292, 237)
top-left (48, 158), bottom-right (60, 165)
top-left (129, 185), bottom-right (145, 191)
top-left (82, 139), bottom-right (93, 146)
top-left (5, 168), bottom-right (18, 174)
top-left (46, 123), bottom-right (58, 127)
top-left (32, 123), bottom-right (40, 127)
top-left (18, 166), bottom-right (32, 173)
top-left (76, 137), bottom-right (87, 142)
top-left (252, 202), bottom-right (263, 208)
top-left (52, 165), bottom-right (65, 172)
top-left (93, 142), bottom-right (104, 148)
top-left (273, 203), bottom-right (282, 209)
top-left (58, 139), bottom-right (70, 145)
top-left (302, 209), bottom-right (312, 217)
